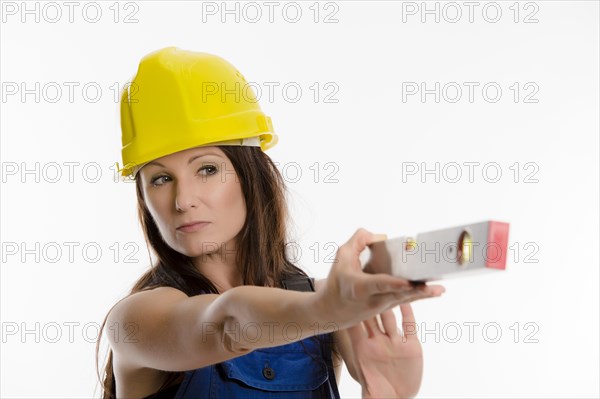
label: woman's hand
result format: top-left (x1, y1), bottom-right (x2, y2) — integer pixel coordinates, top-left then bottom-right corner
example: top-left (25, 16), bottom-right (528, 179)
top-left (314, 228), bottom-right (445, 332)
top-left (348, 303), bottom-right (434, 399)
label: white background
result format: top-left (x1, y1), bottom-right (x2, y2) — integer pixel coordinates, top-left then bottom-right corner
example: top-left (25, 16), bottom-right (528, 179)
top-left (1, 1), bottom-right (599, 398)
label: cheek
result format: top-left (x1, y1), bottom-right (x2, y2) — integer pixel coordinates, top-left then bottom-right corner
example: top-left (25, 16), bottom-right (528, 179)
top-left (219, 180), bottom-right (246, 219)
top-left (144, 193), bottom-right (171, 228)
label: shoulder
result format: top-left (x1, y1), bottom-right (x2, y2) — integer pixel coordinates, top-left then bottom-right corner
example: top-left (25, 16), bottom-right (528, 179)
top-left (109, 286), bottom-right (188, 315)
top-left (105, 287), bottom-right (189, 341)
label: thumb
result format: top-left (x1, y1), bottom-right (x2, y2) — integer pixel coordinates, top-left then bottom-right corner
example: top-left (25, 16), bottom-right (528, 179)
top-left (346, 228), bottom-right (387, 256)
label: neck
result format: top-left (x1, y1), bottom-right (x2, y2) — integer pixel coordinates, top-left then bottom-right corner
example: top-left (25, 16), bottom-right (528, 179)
top-left (193, 240), bottom-right (242, 292)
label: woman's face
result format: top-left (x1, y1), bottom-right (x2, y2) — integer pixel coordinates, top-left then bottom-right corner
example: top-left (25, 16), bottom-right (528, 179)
top-left (138, 146), bottom-right (246, 258)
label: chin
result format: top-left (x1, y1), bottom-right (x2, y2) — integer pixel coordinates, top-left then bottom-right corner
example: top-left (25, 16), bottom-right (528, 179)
top-left (169, 233), bottom-right (237, 257)
top-left (181, 241), bottom-right (226, 257)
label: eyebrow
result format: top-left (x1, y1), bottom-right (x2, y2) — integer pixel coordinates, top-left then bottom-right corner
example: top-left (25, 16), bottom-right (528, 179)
top-left (146, 152), bottom-right (223, 168)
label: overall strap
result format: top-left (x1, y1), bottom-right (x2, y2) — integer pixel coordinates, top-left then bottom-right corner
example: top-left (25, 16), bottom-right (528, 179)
top-left (280, 276), bottom-right (341, 399)
top-left (281, 277), bottom-right (315, 292)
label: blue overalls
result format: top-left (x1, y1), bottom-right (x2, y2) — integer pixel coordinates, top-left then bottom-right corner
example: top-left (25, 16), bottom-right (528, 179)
top-left (170, 279), bottom-right (341, 398)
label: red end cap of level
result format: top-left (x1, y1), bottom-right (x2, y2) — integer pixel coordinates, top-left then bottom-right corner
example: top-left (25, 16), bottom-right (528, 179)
top-left (486, 221), bottom-right (510, 270)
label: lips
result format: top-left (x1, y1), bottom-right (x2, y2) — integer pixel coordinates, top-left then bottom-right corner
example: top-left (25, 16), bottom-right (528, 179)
top-left (177, 221), bottom-right (209, 230)
top-left (176, 221), bottom-right (210, 233)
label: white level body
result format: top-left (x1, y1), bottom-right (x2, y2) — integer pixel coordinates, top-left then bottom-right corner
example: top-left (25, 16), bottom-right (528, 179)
top-left (359, 221), bottom-right (510, 282)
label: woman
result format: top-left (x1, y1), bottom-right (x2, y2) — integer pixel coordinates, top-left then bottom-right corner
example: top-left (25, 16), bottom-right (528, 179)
top-left (96, 47), bottom-right (445, 399)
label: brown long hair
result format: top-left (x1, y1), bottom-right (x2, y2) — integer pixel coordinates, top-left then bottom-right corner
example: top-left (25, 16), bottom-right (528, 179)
top-left (95, 146), bottom-right (340, 398)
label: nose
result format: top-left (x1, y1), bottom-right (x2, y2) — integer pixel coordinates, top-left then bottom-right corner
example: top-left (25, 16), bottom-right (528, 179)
top-left (175, 180), bottom-right (198, 212)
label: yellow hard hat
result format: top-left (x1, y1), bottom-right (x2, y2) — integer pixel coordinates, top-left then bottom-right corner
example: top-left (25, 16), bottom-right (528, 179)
top-left (116, 46), bottom-right (278, 178)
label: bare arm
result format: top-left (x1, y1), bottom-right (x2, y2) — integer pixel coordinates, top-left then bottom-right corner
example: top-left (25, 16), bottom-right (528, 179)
top-left (107, 229), bottom-right (442, 376)
top-left (106, 284), bottom-right (332, 373)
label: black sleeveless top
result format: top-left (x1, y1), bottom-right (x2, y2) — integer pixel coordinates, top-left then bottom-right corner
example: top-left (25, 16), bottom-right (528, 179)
top-left (142, 383), bottom-right (180, 399)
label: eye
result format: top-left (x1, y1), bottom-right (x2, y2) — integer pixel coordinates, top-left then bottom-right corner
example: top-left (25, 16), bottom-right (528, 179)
top-left (149, 165), bottom-right (218, 187)
top-left (150, 175), bottom-right (170, 187)
top-left (199, 165), bottom-right (218, 176)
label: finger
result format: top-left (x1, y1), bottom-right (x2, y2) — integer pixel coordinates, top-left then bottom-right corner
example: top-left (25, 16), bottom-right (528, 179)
top-left (372, 287), bottom-right (440, 306)
top-left (370, 234), bottom-right (388, 244)
top-left (360, 274), bottom-right (414, 297)
top-left (363, 317), bottom-right (383, 338)
top-left (426, 284), bottom-right (446, 296)
top-left (380, 308), bottom-right (399, 338)
top-left (383, 287), bottom-right (423, 301)
top-left (346, 321), bottom-right (366, 343)
top-left (409, 282), bottom-right (446, 297)
top-left (400, 303), bottom-right (416, 324)
top-left (400, 290), bottom-right (440, 304)
top-left (345, 228), bottom-right (387, 256)
top-left (399, 303), bottom-right (419, 341)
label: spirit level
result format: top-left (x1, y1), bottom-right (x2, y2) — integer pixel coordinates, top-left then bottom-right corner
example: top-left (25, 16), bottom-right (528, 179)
top-left (360, 221), bottom-right (510, 282)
